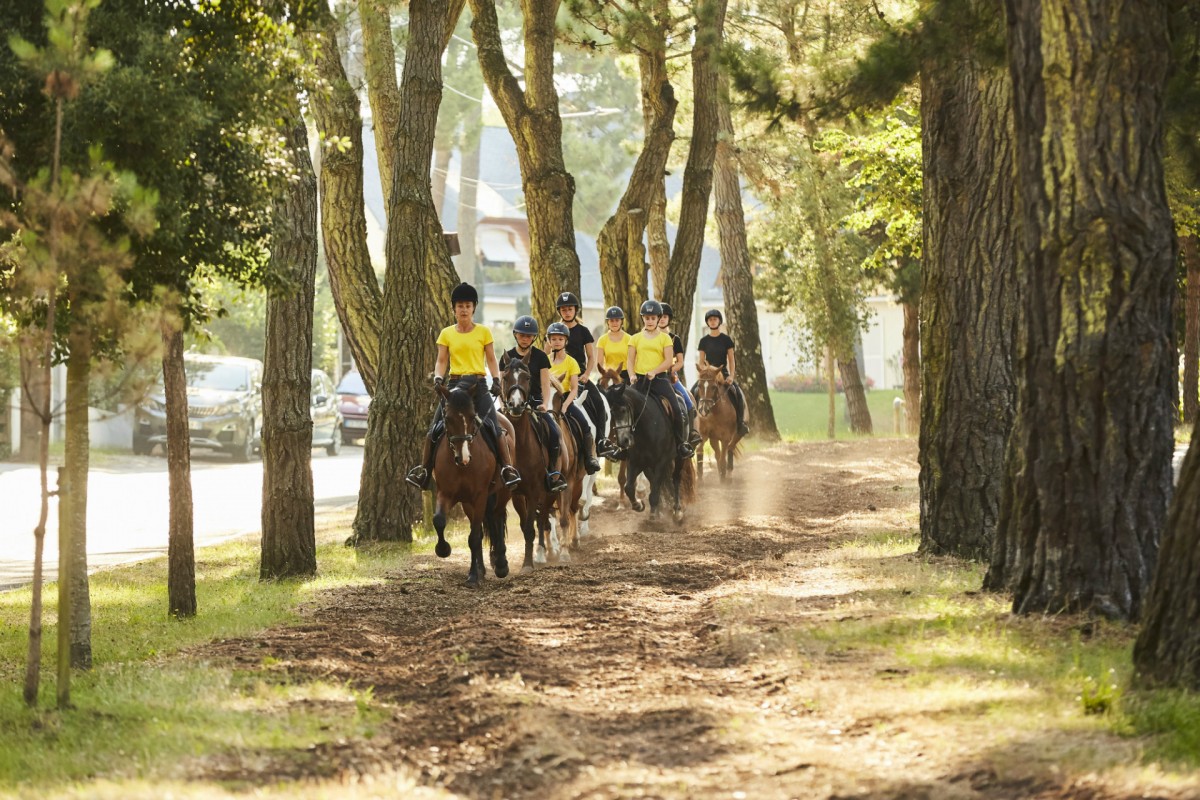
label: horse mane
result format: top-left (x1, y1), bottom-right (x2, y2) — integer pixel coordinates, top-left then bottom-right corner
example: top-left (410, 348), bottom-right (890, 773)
top-left (447, 386), bottom-right (474, 414)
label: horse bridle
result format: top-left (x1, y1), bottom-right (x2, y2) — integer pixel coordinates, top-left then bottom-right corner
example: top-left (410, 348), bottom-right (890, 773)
top-left (695, 377), bottom-right (729, 417)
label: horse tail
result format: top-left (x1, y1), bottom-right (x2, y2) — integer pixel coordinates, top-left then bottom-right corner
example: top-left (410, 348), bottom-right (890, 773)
top-left (679, 456), bottom-right (697, 504)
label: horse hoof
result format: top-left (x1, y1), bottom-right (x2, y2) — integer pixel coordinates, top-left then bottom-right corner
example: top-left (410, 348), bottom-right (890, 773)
top-left (559, 550), bottom-right (572, 564)
top-left (534, 547), bottom-right (547, 565)
top-left (435, 541), bottom-right (451, 558)
top-left (673, 510), bottom-right (684, 524)
top-left (521, 564), bottom-right (534, 575)
top-left (494, 561), bottom-right (510, 579)
top-left (632, 500), bottom-right (645, 513)
top-left (464, 574), bottom-right (481, 588)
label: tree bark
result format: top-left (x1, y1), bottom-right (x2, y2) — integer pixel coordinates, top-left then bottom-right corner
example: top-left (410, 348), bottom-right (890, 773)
top-left (902, 300), bottom-right (920, 436)
top-left (598, 24), bottom-right (675, 318)
top-left (662, 0), bottom-right (726, 346)
top-left (162, 326), bottom-right (196, 618)
top-left (648, 179), bottom-right (670, 296)
top-left (310, 20), bottom-right (383, 394)
top-left (260, 113), bottom-right (319, 580)
top-left (64, 328), bottom-right (91, 672)
top-left (838, 352), bottom-right (873, 434)
top-left (1134, 417), bottom-right (1200, 687)
top-left (469, 0), bottom-right (581, 329)
top-left (431, 144), bottom-right (451, 222)
top-left (456, 126), bottom-right (481, 285)
top-left (1184, 234), bottom-right (1199, 424)
top-left (353, 0), bottom-right (458, 544)
top-left (714, 75), bottom-right (779, 441)
top-left (359, 0), bottom-right (401, 221)
top-left (17, 338), bottom-right (48, 463)
top-left (826, 347), bottom-right (836, 439)
top-left (918, 38), bottom-right (1019, 562)
top-left (987, 0), bottom-right (1176, 619)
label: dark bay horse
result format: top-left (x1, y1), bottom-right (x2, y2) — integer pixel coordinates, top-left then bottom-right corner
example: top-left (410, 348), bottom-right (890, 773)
top-left (602, 379), bottom-right (690, 525)
top-left (431, 383), bottom-right (510, 587)
top-left (499, 357), bottom-right (554, 573)
top-left (694, 363), bottom-right (744, 481)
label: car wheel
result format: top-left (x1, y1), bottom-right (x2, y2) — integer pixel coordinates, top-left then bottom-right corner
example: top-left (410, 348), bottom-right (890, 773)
top-left (231, 423), bottom-right (255, 463)
top-left (326, 425), bottom-right (343, 457)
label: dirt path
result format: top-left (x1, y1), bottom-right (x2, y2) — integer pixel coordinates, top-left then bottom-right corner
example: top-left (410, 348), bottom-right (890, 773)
top-left (196, 441), bottom-right (1178, 799)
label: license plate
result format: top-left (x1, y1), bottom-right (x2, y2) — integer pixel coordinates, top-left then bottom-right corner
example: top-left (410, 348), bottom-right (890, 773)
top-left (345, 419), bottom-right (367, 429)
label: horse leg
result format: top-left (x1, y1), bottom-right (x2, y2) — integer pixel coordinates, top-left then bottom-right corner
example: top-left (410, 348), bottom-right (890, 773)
top-left (465, 514), bottom-right (486, 588)
top-left (487, 493), bottom-right (509, 579)
top-left (714, 437), bottom-right (726, 481)
top-left (433, 496), bottom-right (451, 558)
top-left (535, 513), bottom-right (550, 564)
top-left (625, 464), bottom-right (645, 513)
top-left (672, 459), bottom-right (685, 525)
top-left (726, 436), bottom-right (736, 476)
top-left (616, 461), bottom-right (628, 510)
top-left (578, 473), bottom-right (596, 537)
top-left (696, 437), bottom-right (705, 482)
top-left (648, 469), bottom-right (663, 523)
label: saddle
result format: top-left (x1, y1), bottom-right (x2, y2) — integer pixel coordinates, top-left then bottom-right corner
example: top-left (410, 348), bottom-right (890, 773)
top-left (551, 393), bottom-right (588, 450)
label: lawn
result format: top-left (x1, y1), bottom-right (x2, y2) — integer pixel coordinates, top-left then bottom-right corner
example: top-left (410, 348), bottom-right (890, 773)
top-left (768, 388), bottom-right (907, 440)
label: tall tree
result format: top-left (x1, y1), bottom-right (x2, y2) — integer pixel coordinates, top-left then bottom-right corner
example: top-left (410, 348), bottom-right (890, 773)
top-left (714, 76), bottom-right (779, 440)
top-left (469, 0), bottom-right (582, 328)
top-left (352, 0), bottom-right (460, 544)
top-left (260, 112), bottom-right (319, 580)
top-left (662, 0), bottom-right (726, 346)
top-left (917, 6), bottom-right (1019, 562)
top-left (986, 0), bottom-right (1176, 619)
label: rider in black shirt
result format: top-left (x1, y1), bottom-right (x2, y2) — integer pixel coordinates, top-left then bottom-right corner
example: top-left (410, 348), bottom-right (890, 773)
top-left (499, 315), bottom-right (568, 492)
top-left (658, 303), bottom-right (701, 448)
top-left (695, 309), bottom-right (750, 436)
top-left (556, 291), bottom-right (616, 457)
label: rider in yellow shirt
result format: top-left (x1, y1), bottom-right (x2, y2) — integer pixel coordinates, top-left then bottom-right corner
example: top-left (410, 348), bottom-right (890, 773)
top-left (596, 306), bottom-right (633, 384)
top-left (626, 300), bottom-right (694, 458)
top-left (406, 282), bottom-right (521, 490)
top-left (547, 322), bottom-right (602, 474)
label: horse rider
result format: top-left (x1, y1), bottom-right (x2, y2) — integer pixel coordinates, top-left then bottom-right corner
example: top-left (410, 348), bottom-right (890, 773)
top-left (499, 315), bottom-right (569, 493)
top-left (696, 308), bottom-right (751, 437)
top-left (596, 305), bottom-right (632, 385)
top-left (556, 291), bottom-right (617, 457)
top-left (626, 300), bottom-right (695, 459)
top-left (546, 321), bottom-right (603, 475)
top-left (657, 302), bottom-right (702, 448)
top-left (406, 282), bottom-right (521, 490)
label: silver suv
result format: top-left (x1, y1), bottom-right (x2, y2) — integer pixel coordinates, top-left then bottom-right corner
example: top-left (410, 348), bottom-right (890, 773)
top-left (134, 355), bottom-right (264, 461)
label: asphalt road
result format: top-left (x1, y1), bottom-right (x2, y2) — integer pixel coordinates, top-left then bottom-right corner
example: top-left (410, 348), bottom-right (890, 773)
top-left (0, 445), bottom-right (366, 590)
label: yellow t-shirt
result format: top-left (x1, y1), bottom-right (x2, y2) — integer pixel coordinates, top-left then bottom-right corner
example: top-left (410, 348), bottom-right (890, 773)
top-left (630, 330), bottom-right (670, 376)
top-left (436, 324), bottom-right (493, 375)
top-left (548, 354), bottom-right (581, 388)
top-left (596, 331), bottom-right (632, 372)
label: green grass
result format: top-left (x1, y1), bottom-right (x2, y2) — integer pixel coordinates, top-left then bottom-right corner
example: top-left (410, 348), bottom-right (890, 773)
top-left (768, 389), bottom-right (907, 440)
top-left (0, 511), bottom-right (466, 797)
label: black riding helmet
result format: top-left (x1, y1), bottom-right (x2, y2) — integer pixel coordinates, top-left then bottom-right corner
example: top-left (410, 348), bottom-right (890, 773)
top-left (639, 299), bottom-right (663, 317)
top-left (546, 321), bottom-right (571, 339)
top-left (658, 302), bottom-right (674, 319)
top-left (705, 308), bottom-right (723, 324)
top-left (605, 306), bottom-right (625, 320)
top-left (451, 282), bottom-right (478, 305)
top-left (513, 315), bottom-right (539, 335)
top-left (556, 291), bottom-right (581, 310)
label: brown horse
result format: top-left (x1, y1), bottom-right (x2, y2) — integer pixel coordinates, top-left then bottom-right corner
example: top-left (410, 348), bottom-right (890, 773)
top-left (545, 388), bottom-right (584, 562)
top-left (499, 356), bottom-right (555, 574)
top-left (694, 364), bottom-right (743, 481)
top-left (431, 383), bottom-right (511, 587)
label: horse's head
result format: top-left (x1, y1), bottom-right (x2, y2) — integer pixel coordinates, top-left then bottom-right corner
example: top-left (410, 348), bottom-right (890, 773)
top-left (694, 364), bottom-right (726, 417)
top-left (500, 356), bottom-right (532, 413)
top-left (443, 385), bottom-right (479, 466)
top-left (604, 381), bottom-right (637, 452)
top-left (597, 368), bottom-right (622, 390)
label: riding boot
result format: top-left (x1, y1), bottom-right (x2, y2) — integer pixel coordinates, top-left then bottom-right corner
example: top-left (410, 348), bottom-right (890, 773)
top-left (732, 384), bottom-right (750, 436)
top-left (580, 426), bottom-right (602, 475)
top-left (545, 439), bottom-right (568, 493)
top-left (493, 419), bottom-right (522, 488)
top-left (405, 432), bottom-right (439, 489)
top-left (687, 407), bottom-right (703, 448)
top-left (672, 396), bottom-right (694, 459)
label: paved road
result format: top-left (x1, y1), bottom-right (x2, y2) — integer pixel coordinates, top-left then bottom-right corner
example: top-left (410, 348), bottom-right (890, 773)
top-left (0, 446), bottom-right (365, 590)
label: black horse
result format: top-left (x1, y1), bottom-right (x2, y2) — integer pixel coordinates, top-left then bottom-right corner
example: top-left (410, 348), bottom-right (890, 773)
top-left (603, 381), bottom-right (686, 525)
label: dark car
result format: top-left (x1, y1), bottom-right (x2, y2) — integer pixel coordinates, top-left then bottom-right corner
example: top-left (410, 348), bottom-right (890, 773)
top-left (310, 369), bottom-right (344, 456)
top-left (134, 355), bottom-right (263, 461)
top-left (336, 370), bottom-right (370, 444)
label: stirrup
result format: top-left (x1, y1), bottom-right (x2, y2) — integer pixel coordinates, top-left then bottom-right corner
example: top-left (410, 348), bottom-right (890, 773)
top-left (405, 465), bottom-right (430, 490)
top-left (688, 430), bottom-right (703, 447)
top-left (596, 438), bottom-right (618, 458)
top-left (676, 442), bottom-right (694, 459)
top-left (546, 471), bottom-right (568, 493)
top-left (501, 465), bottom-right (522, 488)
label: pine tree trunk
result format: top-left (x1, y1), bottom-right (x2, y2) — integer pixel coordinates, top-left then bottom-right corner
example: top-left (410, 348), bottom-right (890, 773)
top-left (359, 0), bottom-right (401, 219)
top-left (902, 300), bottom-right (920, 436)
top-left (64, 328), bottom-right (91, 671)
top-left (261, 114), bottom-right (319, 580)
top-left (162, 326), bottom-right (196, 618)
top-left (648, 180), bottom-right (670, 296)
top-left (838, 353), bottom-right (873, 435)
top-left (714, 75), bottom-right (779, 441)
top-left (310, 21), bottom-right (383, 394)
top-left (456, 127), bottom-right (481, 284)
top-left (987, 0), bottom-right (1176, 619)
top-left (598, 26), bottom-right (675, 317)
top-left (469, 0), bottom-right (581, 329)
top-left (431, 144), bottom-right (451, 221)
top-left (662, 0), bottom-right (726, 345)
top-left (1183, 234), bottom-right (1199, 424)
top-left (642, 14), bottom-right (673, 298)
top-left (353, 0), bottom-right (458, 544)
top-left (17, 338), bottom-right (47, 462)
top-left (918, 42), bottom-right (1019, 562)
top-left (1134, 418), bottom-right (1200, 687)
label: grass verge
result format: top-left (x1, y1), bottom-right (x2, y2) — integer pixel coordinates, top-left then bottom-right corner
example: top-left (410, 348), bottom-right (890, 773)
top-left (769, 389), bottom-right (907, 440)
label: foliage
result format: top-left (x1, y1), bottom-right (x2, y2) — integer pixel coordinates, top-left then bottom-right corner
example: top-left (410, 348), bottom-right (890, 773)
top-left (772, 372), bottom-right (875, 393)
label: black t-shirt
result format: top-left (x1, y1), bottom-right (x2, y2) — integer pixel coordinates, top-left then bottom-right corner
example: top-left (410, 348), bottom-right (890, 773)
top-left (565, 322), bottom-right (594, 372)
top-left (697, 333), bottom-right (735, 375)
top-left (669, 333), bottom-right (685, 382)
top-left (500, 346), bottom-right (551, 403)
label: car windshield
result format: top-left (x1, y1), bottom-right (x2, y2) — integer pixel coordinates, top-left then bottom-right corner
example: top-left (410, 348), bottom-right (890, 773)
top-left (186, 362), bottom-right (250, 391)
top-left (336, 371), bottom-right (367, 395)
